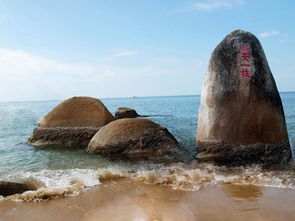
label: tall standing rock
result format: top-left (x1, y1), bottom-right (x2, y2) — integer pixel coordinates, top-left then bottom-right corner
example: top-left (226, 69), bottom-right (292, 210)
top-left (196, 30), bottom-right (292, 164)
top-left (28, 96), bottom-right (115, 148)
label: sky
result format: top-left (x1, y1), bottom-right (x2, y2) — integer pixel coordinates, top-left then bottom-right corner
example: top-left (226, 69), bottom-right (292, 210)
top-left (0, 0), bottom-right (294, 102)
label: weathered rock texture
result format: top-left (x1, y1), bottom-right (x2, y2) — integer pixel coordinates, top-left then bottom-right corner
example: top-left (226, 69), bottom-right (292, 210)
top-left (28, 127), bottom-right (100, 148)
top-left (28, 97), bottom-right (115, 148)
top-left (87, 118), bottom-right (178, 159)
top-left (115, 107), bottom-right (139, 119)
top-left (196, 30), bottom-right (292, 164)
top-left (39, 96), bottom-right (114, 127)
top-left (0, 181), bottom-right (36, 197)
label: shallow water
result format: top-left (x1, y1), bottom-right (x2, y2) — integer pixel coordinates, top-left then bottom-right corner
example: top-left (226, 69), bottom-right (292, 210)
top-left (0, 94), bottom-right (295, 201)
top-left (2, 180), bottom-right (295, 221)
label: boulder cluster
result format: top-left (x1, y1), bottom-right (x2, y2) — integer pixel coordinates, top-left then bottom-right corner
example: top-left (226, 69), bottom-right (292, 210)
top-left (2, 29), bottom-right (293, 198)
top-left (27, 30), bottom-right (292, 165)
top-left (28, 97), bottom-right (178, 160)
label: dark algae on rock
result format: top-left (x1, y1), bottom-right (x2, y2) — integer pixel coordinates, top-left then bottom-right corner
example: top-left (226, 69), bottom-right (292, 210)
top-left (196, 30), bottom-right (292, 165)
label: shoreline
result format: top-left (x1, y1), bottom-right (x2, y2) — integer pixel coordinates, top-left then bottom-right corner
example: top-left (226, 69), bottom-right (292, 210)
top-left (1, 178), bottom-right (295, 221)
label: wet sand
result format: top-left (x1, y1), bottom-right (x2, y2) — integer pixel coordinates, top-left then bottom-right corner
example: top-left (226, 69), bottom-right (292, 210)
top-left (1, 178), bottom-right (295, 221)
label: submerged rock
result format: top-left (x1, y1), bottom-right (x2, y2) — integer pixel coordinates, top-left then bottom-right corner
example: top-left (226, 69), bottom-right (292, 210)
top-left (87, 118), bottom-right (178, 159)
top-left (0, 181), bottom-right (36, 197)
top-left (115, 107), bottom-right (139, 119)
top-left (196, 30), bottom-right (292, 164)
top-left (28, 97), bottom-right (115, 148)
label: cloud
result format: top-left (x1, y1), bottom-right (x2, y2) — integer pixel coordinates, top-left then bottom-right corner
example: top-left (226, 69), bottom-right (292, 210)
top-left (112, 50), bottom-right (139, 57)
top-left (0, 48), bottom-right (201, 101)
top-left (259, 30), bottom-right (279, 38)
top-left (0, 48), bottom-right (110, 81)
top-left (0, 48), bottom-right (163, 82)
top-left (193, 0), bottom-right (244, 11)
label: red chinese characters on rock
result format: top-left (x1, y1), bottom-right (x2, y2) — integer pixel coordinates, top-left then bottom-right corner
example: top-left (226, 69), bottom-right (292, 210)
top-left (239, 45), bottom-right (252, 78)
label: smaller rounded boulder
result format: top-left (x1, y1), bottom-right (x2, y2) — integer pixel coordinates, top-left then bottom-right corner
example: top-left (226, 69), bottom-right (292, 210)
top-left (87, 118), bottom-right (178, 159)
top-left (28, 96), bottom-right (115, 148)
top-left (115, 107), bottom-right (139, 119)
top-left (0, 181), bottom-right (36, 197)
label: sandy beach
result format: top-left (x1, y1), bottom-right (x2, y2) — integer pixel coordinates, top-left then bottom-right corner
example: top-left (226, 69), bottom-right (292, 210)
top-left (1, 0), bottom-right (295, 220)
top-left (1, 178), bottom-right (295, 221)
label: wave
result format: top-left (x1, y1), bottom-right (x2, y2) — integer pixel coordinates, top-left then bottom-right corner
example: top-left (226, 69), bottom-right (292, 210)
top-left (131, 163), bottom-right (295, 191)
top-left (1, 163), bottom-right (295, 202)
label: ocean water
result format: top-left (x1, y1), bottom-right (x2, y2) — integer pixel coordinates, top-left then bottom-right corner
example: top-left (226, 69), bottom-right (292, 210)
top-left (0, 94), bottom-right (295, 201)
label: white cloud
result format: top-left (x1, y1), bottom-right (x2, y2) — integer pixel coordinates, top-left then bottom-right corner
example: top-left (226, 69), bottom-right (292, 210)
top-left (0, 48), bottom-right (200, 101)
top-left (0, 49), bottom-right (109, 81)
top-left (0, 48), bottom-right (170, 83)
top-left (193, 0), bottom-right (244, 11)
top-left (112, 50), bottom-right (139, 57)
top-left (259, 30), bottom-right (279, 38)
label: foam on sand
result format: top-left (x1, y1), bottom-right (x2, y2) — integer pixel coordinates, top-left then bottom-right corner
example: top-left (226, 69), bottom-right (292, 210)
top-left (1, 162), bottom-right (295, 202)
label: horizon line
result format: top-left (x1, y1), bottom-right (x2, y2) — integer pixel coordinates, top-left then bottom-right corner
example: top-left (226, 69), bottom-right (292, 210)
top-left (0, 91), bottom-right (294, 103)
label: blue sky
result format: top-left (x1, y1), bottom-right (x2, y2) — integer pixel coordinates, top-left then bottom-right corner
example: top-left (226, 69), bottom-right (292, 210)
top-left (0, 0), bottom-right (294, 101)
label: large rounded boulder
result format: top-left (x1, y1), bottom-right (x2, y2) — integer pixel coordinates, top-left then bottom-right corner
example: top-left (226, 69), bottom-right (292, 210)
top-left (87, 118), bottom-right (178, 159)
top-left (28, 97), bottom-right (115, 148)
top-left (196, 30), bottom-right (292, 164)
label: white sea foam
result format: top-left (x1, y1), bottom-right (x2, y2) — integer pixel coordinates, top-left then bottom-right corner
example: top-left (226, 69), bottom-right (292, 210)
top-left (3, 169), bottom-right (100, 189)
top-left (1, 169), bottom-right (101, 201)
top-left (1, 163), bottom-right (295, 201)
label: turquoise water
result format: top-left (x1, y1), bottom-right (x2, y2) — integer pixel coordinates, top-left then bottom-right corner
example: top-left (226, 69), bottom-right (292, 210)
top-left (0, 95), bottom-right (198, 175)
top-left (0, 94), bottom-right (295, 201)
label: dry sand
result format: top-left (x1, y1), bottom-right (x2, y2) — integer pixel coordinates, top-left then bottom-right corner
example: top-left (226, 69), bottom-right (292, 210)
top-left (1, 178), bottom-right (295, 221)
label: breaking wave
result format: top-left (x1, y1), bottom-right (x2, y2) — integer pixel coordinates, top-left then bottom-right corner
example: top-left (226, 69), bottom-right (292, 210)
top-left (1, 162), bottom-right (295, 202)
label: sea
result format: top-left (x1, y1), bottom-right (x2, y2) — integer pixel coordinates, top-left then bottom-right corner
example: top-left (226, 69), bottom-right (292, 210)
top-left (0, 93), bottom-right (295, 201)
